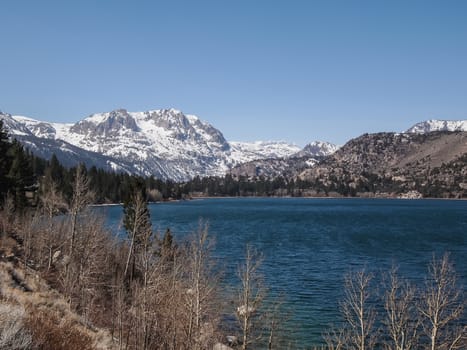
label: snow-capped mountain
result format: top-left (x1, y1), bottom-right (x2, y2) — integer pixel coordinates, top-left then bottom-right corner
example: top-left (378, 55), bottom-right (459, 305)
top-left (405, 119), bottom-right (467, 133)
top-left (1, 109), bottom-right (314, 181)
top-left (229, 141), bottom-right (301, 164)
top-left (0, 111), bottom-right (137, 172)
top-left (292, 141), bottom-right (339, 158)
top-left (229, 141), bottom-right (338, 179)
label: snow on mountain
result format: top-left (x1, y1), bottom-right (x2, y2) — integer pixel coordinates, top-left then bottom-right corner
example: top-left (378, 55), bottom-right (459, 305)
top-left (293, 141), bottom-right (339, 158)
top-left (405, 119), bottom-right (467, 133)
top-left (229, 141), bottom-right (339, 179)
top-left (0, 111), bottom-right (133, 172)
top-left (0, 112), bottom-right (33, 136)
top-left (1, 109), bottom-right (306, 181)
top-left (229, 141), bottom-right (301, 164)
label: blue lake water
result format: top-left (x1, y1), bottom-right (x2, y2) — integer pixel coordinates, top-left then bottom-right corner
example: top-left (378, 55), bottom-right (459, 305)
top-left (96, 198), bottom-right (467, 347)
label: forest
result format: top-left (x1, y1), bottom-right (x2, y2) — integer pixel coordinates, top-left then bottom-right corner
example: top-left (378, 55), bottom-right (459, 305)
top-left (0, 120), bottom-right (466, 349)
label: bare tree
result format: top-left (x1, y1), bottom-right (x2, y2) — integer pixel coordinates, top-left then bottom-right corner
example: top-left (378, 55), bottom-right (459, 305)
top-left (323, 327), bottom-right (348, 350)
top-left (15, 210), bottom-right (42, 268)
top-left (39, 178), bottom-right (67, 271)
top-left (123, 189), bottom-right (152, 280)
top-left (71, 214), bottom-right (114, 323)
top-left (382, 266), bottom-right (419, 350)
top-left (418, 254), bottom-right (466, 350)
top-left (340, 269), bottom-right (376, 350)
top-left (131, 222), bottom-right (166, 349)
top-left (68, 164), bottom-right (93, 259)
top-left (160, 244), bottom-right (185, 350)
top-left (0, 192), bottom-right (15, 234)
top-left (40, 176), bottom-right (67, 220)
top-left (58, 164), bottom-right (94, 304)
top-left (182, 222), bottom-right (220, 350)
top-left (264, 295), bottom-right (290, 350)
top-left (111, 266), bottom-right (129, 350)
top-left (236, 244), bottom-right (266, 350)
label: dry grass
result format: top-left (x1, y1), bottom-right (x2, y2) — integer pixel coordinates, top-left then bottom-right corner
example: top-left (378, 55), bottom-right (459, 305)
top-left (0, 302), bottom-right (32, 349)
top-left (0, 259), bottom-right (116, 349)
top-left (25, 307), bottom-right (94, 350)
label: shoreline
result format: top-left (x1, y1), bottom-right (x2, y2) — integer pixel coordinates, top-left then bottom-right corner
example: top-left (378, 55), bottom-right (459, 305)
top-left (191, 195), bottom-right (466, 201)
top-left (90, 195), bottom-right (466, 207)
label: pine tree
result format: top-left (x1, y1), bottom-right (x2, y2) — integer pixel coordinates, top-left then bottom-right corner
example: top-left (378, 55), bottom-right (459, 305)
top-left (0, 120), bottom-right (12, 204)
top-left (7, 140), bottom-right (34, 210)
top-left (160, 228), bottom-right (176, 262)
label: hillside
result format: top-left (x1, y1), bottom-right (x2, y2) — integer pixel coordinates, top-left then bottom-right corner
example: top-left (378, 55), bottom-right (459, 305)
top-left (298, 131), bottom-right (467, 198)
top-left (229, 141), bottom-right (338, 179)
top-left (0, 234), bottom-right (115, 349)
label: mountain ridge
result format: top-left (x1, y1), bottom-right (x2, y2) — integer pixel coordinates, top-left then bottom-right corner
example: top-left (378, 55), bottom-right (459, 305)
top-left (405, 119), bottom-right (467, 134)
top-left (2, 109), bottom-right (466, 188)
top-left (0, 109), bottom-right (336, 181)
top-left (297, 131), bottom-right (467, 198)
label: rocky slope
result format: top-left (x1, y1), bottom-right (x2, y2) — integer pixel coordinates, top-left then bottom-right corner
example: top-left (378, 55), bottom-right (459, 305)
top-left (0, 235), bottom-right (115, 349)
top-left (228, 141), bottom-right (339, 179)
top-left (229, 156), bottom-right (320, 179)
top-left (298, 131), bottom-right (467, 198)
top-left (292, 141), bottom-right (340, 158)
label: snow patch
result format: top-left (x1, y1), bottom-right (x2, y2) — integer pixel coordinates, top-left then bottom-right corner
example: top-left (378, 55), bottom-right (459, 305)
top-left (405, 120), bottom-right (467, 133)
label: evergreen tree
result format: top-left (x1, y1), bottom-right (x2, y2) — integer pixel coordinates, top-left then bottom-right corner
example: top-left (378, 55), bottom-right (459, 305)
top-left (32, 153), bottom-right (47, 177)
top-left (160, 227), bottom-right (176, 262)
top-left (48, 154), bottom-right (63, 183)
top-left (7, 140), bottom-right (34, 210)
top-left (0, 120), bottom-right (12, 204)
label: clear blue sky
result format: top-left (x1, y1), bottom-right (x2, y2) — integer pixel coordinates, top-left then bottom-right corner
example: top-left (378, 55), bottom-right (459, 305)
top-left (1, 0), bottom-right (466, 146)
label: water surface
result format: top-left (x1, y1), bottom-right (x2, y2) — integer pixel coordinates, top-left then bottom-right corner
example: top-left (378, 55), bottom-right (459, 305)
top-left (97, 198), bottom-right (467, 347)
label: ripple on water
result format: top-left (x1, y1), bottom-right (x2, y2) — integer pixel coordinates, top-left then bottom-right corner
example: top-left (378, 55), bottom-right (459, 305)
top-left (98, 198), bottom-right (467, 347)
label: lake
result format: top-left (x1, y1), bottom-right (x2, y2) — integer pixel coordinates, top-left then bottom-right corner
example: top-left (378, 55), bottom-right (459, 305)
top-left (96, 198), bottom-right (467, 347)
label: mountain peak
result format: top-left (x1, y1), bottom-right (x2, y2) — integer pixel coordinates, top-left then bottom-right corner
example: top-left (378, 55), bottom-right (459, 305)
top-left (71, 109), bottom-right (139, 136)
top-left (405, 119), bottom-right (467, 133)
top-left (0, 112), bottom-right (33, 136)
top-left (293, 141), bottom-right (339, 158)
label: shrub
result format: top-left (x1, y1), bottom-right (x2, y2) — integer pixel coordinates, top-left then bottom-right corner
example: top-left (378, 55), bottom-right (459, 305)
top-left (25, 308), bottom-right (94, 350)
